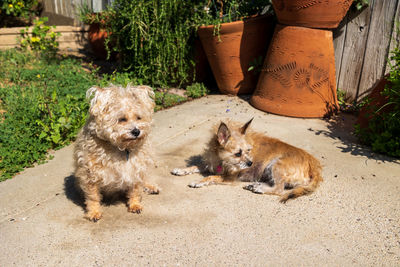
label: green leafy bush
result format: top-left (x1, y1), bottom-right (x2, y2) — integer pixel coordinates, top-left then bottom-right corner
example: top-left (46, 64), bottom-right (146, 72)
top-left (20, 17), bottom-right (61, 55)
top-left (355, 48), bottom-right (400, 157)
top-left (0, 50), bottom-right (98, 180)
top-left (0, 0), bottom-right (39, 27)
top-left (1, 0), bottom-right (38, 18)
top-left (107, 0), bottom-right (206, 88)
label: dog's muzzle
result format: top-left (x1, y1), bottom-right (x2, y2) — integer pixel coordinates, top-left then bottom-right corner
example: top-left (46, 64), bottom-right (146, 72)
top-left (131, 128), bottom-right (141, 138)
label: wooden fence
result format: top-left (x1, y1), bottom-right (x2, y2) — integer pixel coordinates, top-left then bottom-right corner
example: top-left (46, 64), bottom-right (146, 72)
top-left (333, 0), bottom-right (400, 102)
top-left (41, 0), bottom-right (109, 26)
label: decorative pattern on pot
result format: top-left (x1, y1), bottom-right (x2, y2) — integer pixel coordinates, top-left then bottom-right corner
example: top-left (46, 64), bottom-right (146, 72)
top-left (198, 15), bottom-right (275, 95)
top-left (250, 25), bottom-right (338, 118)
top-left (272, 0), bottom-right (354, 29)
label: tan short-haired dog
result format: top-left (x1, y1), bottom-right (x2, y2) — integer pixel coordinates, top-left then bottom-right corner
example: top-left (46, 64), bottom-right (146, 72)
top-left (74, 85), bottom-right (159, 222)
top-left (172, 119), bottom-right (323, 202)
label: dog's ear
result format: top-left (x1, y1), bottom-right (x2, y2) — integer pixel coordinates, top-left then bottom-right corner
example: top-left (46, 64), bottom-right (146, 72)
top-left (240, 118), bottom-right (253, 135)
top-left (86, 86), bottom-right (106, 117)
top-left (137, 85), bottom-right (155, 100)
top-left (217, 122), bottom-right (231, 146)
top-left (128, 85), bottom-right (155, 111)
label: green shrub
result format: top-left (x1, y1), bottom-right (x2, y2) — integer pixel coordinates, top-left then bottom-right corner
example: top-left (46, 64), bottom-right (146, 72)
top-left (19, 17), bottom-right (61, 56)
top-left (0, 0), bottom-right (39, 27)
top-left (1, 0), bottom-right (38, 18)
top-left (0, 50), bottom-right (98, 180)
top-left (355, 48), bottom-right (400, 157)
top-left (107, 0), bottom-right (206, 88)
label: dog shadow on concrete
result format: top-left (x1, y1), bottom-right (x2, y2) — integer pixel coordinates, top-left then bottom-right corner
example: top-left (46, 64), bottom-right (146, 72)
top-left (184, 155), bottom-right (212, 177)
top-left (63, 175), bottom-right (129, 211)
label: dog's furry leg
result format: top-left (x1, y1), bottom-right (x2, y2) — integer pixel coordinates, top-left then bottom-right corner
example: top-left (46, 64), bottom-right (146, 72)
top-left (243, 182), bottom-right (282, 194)
top-left (171, 166), bottom-right (200, 176)
top-left (188, 175), bottom-right (226, 188)
top-left (143, 183), bottom-right (160, 194)
top-left (127, 183), bottom-right (143, 213)
top-left (84, 183), bottom-right (103, 222)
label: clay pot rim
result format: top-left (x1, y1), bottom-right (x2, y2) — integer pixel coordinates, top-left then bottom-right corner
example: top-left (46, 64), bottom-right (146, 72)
top-left (198, 14), bottom-right (272, 30)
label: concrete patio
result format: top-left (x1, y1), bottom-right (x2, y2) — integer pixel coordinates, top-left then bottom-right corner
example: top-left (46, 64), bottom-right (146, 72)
top-left (1, 95), bottom-right (399, 266)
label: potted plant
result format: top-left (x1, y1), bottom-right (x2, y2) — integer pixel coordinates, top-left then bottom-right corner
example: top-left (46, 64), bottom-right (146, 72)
top-left (250, 0), bottom-right (360, 118)
top-left (78, 4), bottom-right (115, 60)
top-left (196, 0), bottom-right (275, 95)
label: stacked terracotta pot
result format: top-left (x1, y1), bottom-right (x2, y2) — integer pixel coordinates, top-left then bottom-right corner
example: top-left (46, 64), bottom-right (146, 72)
top-left (250, 0), bottom-right (353, 118)
top-left (198, 15), bottom-right (275, 95)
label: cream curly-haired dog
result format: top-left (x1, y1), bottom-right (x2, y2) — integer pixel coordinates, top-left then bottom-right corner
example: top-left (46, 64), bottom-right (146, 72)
top-left (74, 84), bottom-right (159, 222)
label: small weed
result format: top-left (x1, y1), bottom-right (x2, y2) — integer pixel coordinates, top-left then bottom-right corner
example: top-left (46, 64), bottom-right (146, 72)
top-left (186, 83), bottom-right (209, 98)
top-left (19, 17), bottom-right (61, 56)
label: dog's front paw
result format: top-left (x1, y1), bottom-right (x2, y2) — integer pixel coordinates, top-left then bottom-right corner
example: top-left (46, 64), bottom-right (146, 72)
top-left (128, 203), bottom-right (143, 214)
top-left (243, 182), bottom-right (264, 194)
top-left (85, 210), bottom-right (103, 222)
top-left (143, 184), bottom-right (160, 194)
top-left (188, 181), bottom-right (206, 188)
top-left (171, 168), bottom-right (186, 176)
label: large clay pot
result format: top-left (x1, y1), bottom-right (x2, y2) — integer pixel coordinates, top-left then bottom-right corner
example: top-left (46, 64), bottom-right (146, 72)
top-left (272, 0), bottom-right (353, 29)
top-left (198, 15), bottom-right (275, 95)
top-left (357, 76), bottom-right (392, 129)
top-left (88, 23), bottom-right (110, 60)
top-left (251, 25), bottom-right (338, 118)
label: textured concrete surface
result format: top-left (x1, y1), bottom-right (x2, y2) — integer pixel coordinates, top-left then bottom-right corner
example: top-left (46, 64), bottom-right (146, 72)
top-left (1, 95), bottom-right (399, 266)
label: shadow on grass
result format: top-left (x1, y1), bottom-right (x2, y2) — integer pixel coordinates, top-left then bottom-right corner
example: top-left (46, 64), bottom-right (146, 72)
top-left (308, 113), bottom-right (399, 164)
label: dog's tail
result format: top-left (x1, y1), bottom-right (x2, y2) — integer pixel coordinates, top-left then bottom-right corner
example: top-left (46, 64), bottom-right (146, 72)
top-left (280, 158), bottom-right (323, 203)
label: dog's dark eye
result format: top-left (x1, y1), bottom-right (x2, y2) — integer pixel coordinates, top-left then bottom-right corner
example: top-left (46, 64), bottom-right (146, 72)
top-left (137, 115), bottom-right (142, 120)
top-left (118, 117), bottom-right (127, 123)
top-left (235, 149), bottom-right (242, 157)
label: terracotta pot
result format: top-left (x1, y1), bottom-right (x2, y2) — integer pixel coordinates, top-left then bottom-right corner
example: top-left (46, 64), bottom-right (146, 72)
top-left (88, 23), bottom-right (110, 60)
top-left (357, 76), bottom-right (393, 129)
top-left (272, 0), bottom-right (353, 29)
top-left (193, 38), bottom-right (213, 83)
top-left (198, 15), bottom-right (275, 95)
top-left (251, 25), bottom-right (338, 118)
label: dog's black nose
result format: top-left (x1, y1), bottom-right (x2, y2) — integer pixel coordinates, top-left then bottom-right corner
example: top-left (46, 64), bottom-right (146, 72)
top-left (246, 161), bottom-right (253, 167)
top-left (131, 128), bottom-right (141, 137)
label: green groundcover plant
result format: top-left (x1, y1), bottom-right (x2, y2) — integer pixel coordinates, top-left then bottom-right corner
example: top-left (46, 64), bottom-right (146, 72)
top-left (0, 50), bottom-right (98, 180)
top-left (355, 47), bottom-right (400, 157)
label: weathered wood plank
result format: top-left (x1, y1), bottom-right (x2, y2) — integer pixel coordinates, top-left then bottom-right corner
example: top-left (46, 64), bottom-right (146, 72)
top-left (385, 0), bottom-right (400, 74)
top-left (333, 14), bottom-right (348, 91)
top-left (358, 0), bottom-right (399, 100)
top-left (337, 4), bottom-right (373, 101)
top-left (43, 0), bottom-right (54, 15)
